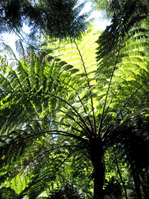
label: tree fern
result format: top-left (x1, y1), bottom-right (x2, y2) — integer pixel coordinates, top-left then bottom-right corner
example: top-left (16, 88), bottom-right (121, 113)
top-left (0, 20), bottom-right (148, 198)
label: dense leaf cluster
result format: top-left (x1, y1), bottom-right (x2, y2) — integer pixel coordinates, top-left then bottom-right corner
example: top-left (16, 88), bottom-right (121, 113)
top-left (0, 0), bottom-right (88, 38)
top-left (0, 0), bottom-right (149, 198)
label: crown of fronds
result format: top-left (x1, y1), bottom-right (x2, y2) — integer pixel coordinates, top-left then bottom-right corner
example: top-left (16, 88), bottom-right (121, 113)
top-left (0, 21), bottom-right (148, 197)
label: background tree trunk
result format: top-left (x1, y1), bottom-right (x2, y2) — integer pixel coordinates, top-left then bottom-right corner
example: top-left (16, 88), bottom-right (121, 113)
top-left (113, 150), bottom-right (128, 199)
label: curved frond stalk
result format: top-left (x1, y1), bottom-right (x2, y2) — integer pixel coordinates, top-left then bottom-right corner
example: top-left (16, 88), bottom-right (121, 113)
top-left (97, 22), bottom-right (148, 138)
top-left (74, 39), bottom-right (96, 134)
top-left (58, 109), bottom-right (91, 138)
top-left (97, 37), bottom-right (122, 135)
top-left (56, 63), bottom-right (94, 133)
top-left (47, 92), bottom-right (91, 133)
top-left (48, 30), bottom-right (100, 132)
top-left (28, 118), bottom-right (87, 137)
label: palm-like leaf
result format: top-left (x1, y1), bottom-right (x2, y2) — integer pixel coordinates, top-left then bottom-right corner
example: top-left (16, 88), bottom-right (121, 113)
top-left (0, 20), bottom-right (148, 198)
top-left (96, 0), bottom-right (149, 62)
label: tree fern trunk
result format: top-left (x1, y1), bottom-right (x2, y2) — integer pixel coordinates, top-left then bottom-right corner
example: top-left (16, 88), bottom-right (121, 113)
top-left (90, 137), bottom-right (105, 199)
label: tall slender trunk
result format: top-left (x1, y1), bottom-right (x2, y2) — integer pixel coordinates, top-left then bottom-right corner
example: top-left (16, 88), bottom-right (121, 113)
top-left (90, 137), bottom-right (105, 199)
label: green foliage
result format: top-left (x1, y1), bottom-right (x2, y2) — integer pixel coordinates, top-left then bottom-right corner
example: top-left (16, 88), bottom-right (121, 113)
top-left (48, 183), bottom-right (83, 199)
top-left (91, 0), bottom-right (149, 18)
top-left (0, 187), bottom-right (17, 199)
top-left (0, 0), bottom-right (88, 39)
top-left (96, 0), bottom-right (149, 61)
top-left (0, 15), bottom-right (148, 199)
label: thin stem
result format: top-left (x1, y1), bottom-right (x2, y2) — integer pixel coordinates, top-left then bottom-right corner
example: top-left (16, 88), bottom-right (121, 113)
top-left (12, 90), bottom-right (91, 134)
top-left (123, 85), bottom-right (143, 107)
top-left (74, 40), bottom-right (96, 135)
top-left (97, 40), bottom-right (122, 135)
top-left (24, 129), bottom-right (89, 145)
top-left (102, 113), bottom-right (145, 143)
top-left (43, 91), bottom-right (92, 134)
top-left (28, 119), bottom-right (83, 134)
top-left (59, 109), bottom-right (91, 138)
top-left (103, 84), bottom-right (144, 141)
top-left (59, 77), bottom-right (93, 132)
top-left (103, 78), bottom-right (143, 139)
top-left (115, 84), bottom-right (143, 121)
top-left (113, 150), bottom-right (128, 199)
